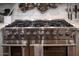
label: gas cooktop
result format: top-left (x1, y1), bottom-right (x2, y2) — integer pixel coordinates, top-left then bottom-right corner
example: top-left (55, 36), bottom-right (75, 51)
top-left (5, 19), bottom-right (73, 27)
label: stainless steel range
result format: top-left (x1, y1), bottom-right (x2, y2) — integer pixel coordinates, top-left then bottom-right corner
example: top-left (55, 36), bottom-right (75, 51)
top-left (2, 19), bottom-right (76, 56)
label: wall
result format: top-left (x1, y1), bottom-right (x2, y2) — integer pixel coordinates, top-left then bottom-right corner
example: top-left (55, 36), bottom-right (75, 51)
top-left (12, 4), bottom-right (68, 22)
top-left (0, 4), bottom-right (14, 13)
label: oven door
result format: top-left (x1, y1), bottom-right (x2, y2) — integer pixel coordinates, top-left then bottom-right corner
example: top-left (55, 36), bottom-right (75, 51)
top-left (11, 46), bottom-right (22, 56)
top-left (43, 46), bottom-right (68, 56)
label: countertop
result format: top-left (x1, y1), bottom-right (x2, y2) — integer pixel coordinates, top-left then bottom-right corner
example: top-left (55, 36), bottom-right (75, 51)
top-left (66, 19), bottom-right (79, 29)
top-left (0, 24), bottom-right (7, 31)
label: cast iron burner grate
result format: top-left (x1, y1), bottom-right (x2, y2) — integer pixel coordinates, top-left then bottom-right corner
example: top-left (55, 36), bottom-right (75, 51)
top-left (5, 19), bottom-right (73, 27)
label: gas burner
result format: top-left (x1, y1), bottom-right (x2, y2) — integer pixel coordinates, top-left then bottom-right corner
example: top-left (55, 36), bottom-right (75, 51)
top-left (23, 20), bottom-right (32, 27)
top-left (32, 20), bottom-right (49, 27)
top-left (48, 19), bottom-right (73, 27)
top-left (6, 20), bottom-right (32, 27)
